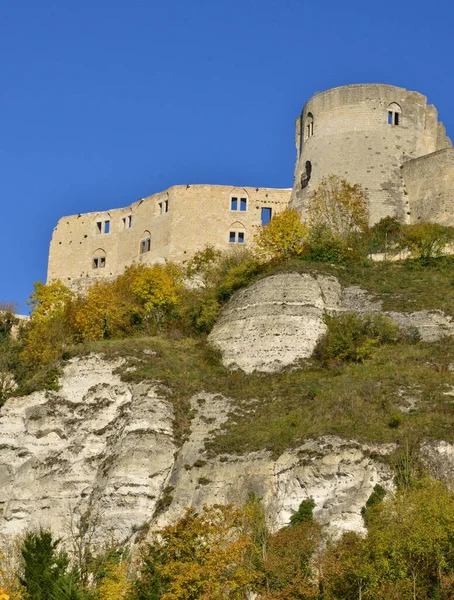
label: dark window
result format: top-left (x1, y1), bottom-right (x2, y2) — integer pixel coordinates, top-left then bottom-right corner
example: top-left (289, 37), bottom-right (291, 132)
top-left (93, 256), bottom-right (106, 269)
top-left (394, 112), bottom-right (400, 126)
top-left (238, 231), bottom-right (245, 243)
top-left (261, 207), bottom-right (272, 226)
top-left (240, 197), bottom-right (247, 211)
top-left (164, 200), bottom-right (169, 213)
top-left (388, 111), bottom-right (393, 125)
top-left (229, 231), bottom-right (236, 243)
top-left (128, 215), bottom-right (132, 228)
top-left (158, 201), bottom-right (163, 214)
top-left (140, 237), bottom-right (151, 254)
top-left (96, 221), bottom-right (102, 234)
top-left (231, 197), bottom-right (238, 211)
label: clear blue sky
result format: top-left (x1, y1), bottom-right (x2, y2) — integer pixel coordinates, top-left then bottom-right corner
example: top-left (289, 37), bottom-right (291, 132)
top-left (1, 0), bottom-right (453, 312)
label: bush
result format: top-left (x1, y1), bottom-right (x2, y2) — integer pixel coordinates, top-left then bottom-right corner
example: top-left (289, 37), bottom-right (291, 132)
top-left (369, 216), bottom-right (402, 254)
top-left (314, 312), bottom-right (400, 364)
top-left (253, 208), bottom-right (309, 262)
top-left (398, 222), bottom-right (454, 264)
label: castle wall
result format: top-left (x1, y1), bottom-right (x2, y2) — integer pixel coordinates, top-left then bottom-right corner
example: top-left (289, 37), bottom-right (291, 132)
top-left (403, 149), bottom-right (454, 225)
top-left (290, 84), bottom-right (452, 225)
top-left (47, 185), bottom-right (290, 288)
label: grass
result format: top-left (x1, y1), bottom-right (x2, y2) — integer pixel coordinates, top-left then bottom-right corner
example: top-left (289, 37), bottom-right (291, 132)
top-left (12, 256), bottom-right (454, 458)
top-left (65, 333), bottom-right (454, 459)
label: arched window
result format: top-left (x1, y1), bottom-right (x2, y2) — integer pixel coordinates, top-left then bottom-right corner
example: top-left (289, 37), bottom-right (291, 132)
top-left (230, 191), bottom-right (248, 212)
top-left (305, 112), bottom-right (314, 139)
top-left (92, 248), bottom-right (106, 269)
top-left (140, 231), bottom-right (151, 254)
top-left (387, 103), bottom-right (402, 126)
top-left (228, 221), bottom-right (246, 244)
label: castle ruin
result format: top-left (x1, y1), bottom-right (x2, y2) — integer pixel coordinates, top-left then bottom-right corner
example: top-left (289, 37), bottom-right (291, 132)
top-left (48, 84), bottom-right (454, 288)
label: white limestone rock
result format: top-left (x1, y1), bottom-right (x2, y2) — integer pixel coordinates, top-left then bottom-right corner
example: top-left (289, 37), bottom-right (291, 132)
top-left (208, 273), bottom-right (342, 373)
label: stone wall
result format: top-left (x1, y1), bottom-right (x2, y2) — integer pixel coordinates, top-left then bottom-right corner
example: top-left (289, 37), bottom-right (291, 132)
top-left (47, 185), bottom-right (290, 289)
top-left (403, 148), bottom-right (454, 225)
top-left (290, 84), bottom-right (452, 225)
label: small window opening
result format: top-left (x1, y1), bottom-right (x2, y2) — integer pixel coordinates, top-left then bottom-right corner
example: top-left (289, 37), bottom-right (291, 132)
top-left (387, 103), bottom-right (401, 126)
top-left (238, 231), bottom-right (245, 243)
top-left (229, 230), bottom-right (246, 244)
top-left (123, 215), bottom-right (132, 229)
top-left (93, 256), bottom-right (106, 269)
top-left (104, 220), bottom-right (110, 234)
top-left (305, 112), bottom-right (314, 139)
top-left (164, 199), bottom-right (169, 213)
top-left (231, 197), bottom-right (238, 211)
top-left (229, 231), bottom-right (236, 243)
top-left (140, 237), bottom-right (151, 254)
top-left (301, 160), bottom-right (312, 190)
top-left (96, 221), bottom-right (102, 234)
top-left (158, 201), bottom-right (163, 215)
top-left (240, 197), bottom-right (247, 211)
top-left (261, 207), bottom-right (272, 226)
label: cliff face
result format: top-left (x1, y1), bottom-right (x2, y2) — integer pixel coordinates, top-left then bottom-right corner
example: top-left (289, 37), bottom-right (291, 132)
top-left (0, 354), bottom-right (395, 543)
top-left (1, 272), bottom-right (454, 544)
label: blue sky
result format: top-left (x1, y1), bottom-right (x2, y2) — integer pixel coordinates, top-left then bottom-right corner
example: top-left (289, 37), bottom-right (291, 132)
top-left (1, 0), bottom-right (453, 312)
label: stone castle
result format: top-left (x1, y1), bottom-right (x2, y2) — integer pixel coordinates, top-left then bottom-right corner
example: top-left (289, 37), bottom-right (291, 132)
top-left (48, 83), bottom-right (454, 288)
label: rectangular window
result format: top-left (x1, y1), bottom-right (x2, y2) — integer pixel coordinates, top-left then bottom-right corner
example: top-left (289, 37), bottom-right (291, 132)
top-left (140, 238), bottom-right (151, 254)
top-left (93, 257), bottom-right (99, 268)
top-left (394, 112), bottom-right (400, 126)
top-left (388, 111), bottom-right (393, 125)
top-left (99, 256), bottom-right (106, 268)
top-left (229, 231), bottom-right (236, 243)
top-left (128, 215), bottom-right (132, 227)
top-left (165, 200), bottom-right (169, 213)
top-left (122, 217), bottom-right (126, 229)
top-left (158, 202), bottom-right (163, 215)
top-left (96, 221), bottom-right (102, 234)
top-left (261, 207), bottom-right (272, 226)
top-left (240, 197), bottom-right (247, 211)
top-left (238, 231), bottom-right (245, 243)
top-left (230, 197), bottom-right (238, 211)
top-left (104, 220), bottom-right (110, 234)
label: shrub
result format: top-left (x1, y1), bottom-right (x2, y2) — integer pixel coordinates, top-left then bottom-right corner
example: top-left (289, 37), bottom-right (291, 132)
top-left (398, 222), bottom-right (454, 263)
top-left (253, 208), bottom-right (309, 262)
top-left (307, 175), bottom-right (369, 242)
top-left (314, 312), bottom-right (400, 364)
top-left (369, 216), bottom-right (402, 254)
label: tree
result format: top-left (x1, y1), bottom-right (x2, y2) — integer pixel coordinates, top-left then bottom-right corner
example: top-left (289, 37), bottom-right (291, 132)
top-left (308, 175), bottom-right (369, 241)
top-left (19, 530), bottom-right (83, 600)
top-left (398, 222), bottom-right (454, 263)
top-left (96, 562), bottom-right (131, 600)
top-left (253, 209), bottom-right (309, 262)
top-left (133, 505), bottom-right (258, 600)
top-left (21, 282), bottom-right (74, 368)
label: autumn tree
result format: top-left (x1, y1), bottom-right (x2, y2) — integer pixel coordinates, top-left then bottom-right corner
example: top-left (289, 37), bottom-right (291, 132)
top-left (308, 175), bottom-right (369, 242)
top-left (21, 281), bottom-right (74, 368)
top-left (96, 562), bottom-right (131, 600)
top-left (132, 505), bottom-right (258, 600)
top-left (253, 209), bottom-right (309, 262)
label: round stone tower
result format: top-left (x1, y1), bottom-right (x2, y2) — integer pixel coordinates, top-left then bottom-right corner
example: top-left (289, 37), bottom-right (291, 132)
top-left (290, 84), bottom-right (451, 224)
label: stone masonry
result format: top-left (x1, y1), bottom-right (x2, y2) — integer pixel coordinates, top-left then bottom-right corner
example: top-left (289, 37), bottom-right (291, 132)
top-left (48, 84), bottom-right (454, 289)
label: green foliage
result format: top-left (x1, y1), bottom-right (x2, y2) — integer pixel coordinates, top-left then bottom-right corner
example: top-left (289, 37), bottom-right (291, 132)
top-left (369, 215), bottom-right (402, 253)
top-left (289, 499), bottom-right (315, 527)
top-left (399, 222), bottom-right (454, 264)
top-left (20, 530), bottom-right (83, 600)
top-left (361, 484), bottom-right (386, 520)
top-left (314, 312), bottom-right (399, 364)
top-left (306, 225), bottom-right (349, 264)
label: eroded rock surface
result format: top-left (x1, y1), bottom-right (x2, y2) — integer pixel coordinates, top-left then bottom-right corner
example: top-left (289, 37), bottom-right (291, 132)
top-left (0, 355), bottom-right (176, 541)
top-left (208, 273), bottom-right (341, 373)
top-left (0, 355), bottom-right (395, 542)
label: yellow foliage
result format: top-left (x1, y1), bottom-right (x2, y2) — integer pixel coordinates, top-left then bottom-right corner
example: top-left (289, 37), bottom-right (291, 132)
top-left (308, 175), bottom-right (369, 240)
top-left (72, 280), bottom-right (135, 341)
top-left (21, 281), bottom-right (74, 367)
top-left (253, 208), bottom-right (309, 261)
top-left (0, 548), bottom-right (23, 600)
top-left (96, 562), bottom-right (131, 600)
top-left (131, 263), bottom-right (181, 314)
top-left (148, 504), bottom-right (258, 600)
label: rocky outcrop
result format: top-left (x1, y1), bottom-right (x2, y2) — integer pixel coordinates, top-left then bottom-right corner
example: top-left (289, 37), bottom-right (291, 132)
top-left (0, 355), bottom-right (176, 541)
top-left (208, 273), bottom-right (341, 373)
top-left (0, 355), bottom-right (395, 543)
top-left (210, 274), bottom-right (454, 373)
